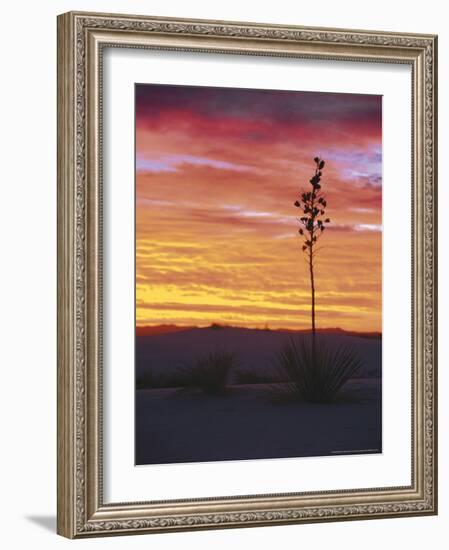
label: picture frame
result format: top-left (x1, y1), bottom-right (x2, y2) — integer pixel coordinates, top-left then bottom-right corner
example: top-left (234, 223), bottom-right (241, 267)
top-left (57, 11), bottom-right (438, 538)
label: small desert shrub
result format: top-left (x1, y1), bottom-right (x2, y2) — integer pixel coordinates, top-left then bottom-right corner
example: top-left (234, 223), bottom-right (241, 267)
top-left (235, 368), bottom-right (283, 385)
top-left (274, 337), bottom-right (363, 403)
top-left (136, 371), bottom-right (157, 390)
top-left (136, 369), bottom-right (190, 390)
top-left (179, 351), bottom-right (235, 395)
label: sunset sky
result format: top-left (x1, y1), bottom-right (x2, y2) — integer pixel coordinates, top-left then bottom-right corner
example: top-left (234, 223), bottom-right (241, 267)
top-left (135, 84), bottom-right (382, 332)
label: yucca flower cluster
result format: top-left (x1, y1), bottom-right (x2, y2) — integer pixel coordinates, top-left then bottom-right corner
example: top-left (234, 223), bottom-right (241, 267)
top-left (294, 156), bottom-right (330, 253)
top-left (293, 156), bottom-right (331, 338)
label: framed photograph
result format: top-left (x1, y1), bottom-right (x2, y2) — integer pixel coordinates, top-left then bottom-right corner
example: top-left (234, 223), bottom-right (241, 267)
top-left (57, 11), bottom-right (438, 538)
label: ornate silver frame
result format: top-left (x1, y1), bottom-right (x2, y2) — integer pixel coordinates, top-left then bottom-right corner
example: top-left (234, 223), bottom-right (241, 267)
top-left (57, 11), bottom-right (438, 538)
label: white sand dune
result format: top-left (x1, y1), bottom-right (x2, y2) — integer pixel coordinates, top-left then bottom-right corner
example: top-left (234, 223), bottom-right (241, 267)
top-left (135, 328), bottom-right (382, 465)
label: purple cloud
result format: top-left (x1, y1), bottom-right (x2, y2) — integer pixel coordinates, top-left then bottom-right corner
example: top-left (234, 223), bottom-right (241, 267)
top-left (136, 154), bottom-right (253, 174)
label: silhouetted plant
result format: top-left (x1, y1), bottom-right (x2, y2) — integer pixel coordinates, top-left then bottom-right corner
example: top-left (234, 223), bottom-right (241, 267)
top-left (136, 370), bottom-right (157, 390)
top-left (136, 368), bottom-right (190, 390)
top-left (235, 367), bottom-right (284, 385)
top-left (274, 337), bottom-right (362, 403)
top-left (294, 157), bottom-right (330, 352)
top-left (179, 351), bottom-right (235, 395)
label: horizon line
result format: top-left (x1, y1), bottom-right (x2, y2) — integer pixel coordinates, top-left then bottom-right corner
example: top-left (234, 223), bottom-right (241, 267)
top-left (136, 323), bottom-right (382, 335)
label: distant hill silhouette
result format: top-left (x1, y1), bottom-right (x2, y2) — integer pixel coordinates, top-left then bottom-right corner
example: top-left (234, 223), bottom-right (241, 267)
top-left (136, 323), bottom-right (381, 339)
top-left (136, 325), bottom-right (192, 337)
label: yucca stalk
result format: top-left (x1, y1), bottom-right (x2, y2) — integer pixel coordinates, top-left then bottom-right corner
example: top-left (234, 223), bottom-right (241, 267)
top-left (294, 157), bottom-right (330, 357)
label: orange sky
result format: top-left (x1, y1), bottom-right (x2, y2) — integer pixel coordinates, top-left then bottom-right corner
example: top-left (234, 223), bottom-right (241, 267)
top-left (135, 85), bottom-right (382, 332)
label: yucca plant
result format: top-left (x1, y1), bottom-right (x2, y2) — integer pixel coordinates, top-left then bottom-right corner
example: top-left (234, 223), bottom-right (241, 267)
top-left (275, 337), bottom-right (362, 403)
top-left (179, 351), bottom-right (235, 395)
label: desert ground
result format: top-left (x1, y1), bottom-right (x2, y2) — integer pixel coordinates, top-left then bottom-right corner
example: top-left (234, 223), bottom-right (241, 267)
top-left (135, 326), bottom-right (382, 465)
